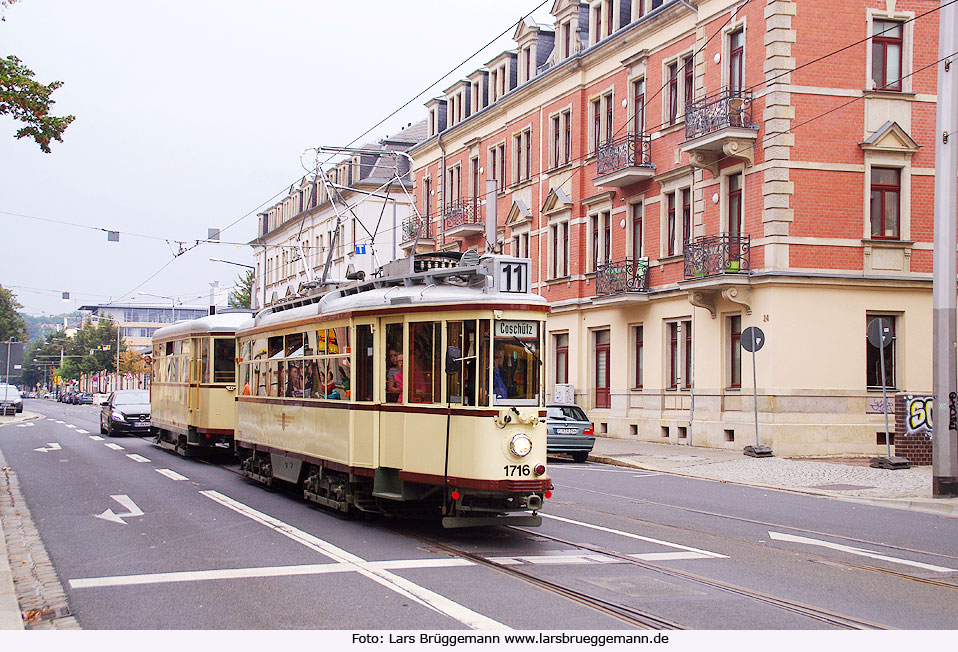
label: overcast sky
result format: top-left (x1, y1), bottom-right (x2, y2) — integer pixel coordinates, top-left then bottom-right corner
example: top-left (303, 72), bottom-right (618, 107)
top-left (1, 0), bottom-right (552, 317)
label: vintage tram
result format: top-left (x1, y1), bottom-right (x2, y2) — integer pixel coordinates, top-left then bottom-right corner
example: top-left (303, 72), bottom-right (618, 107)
top-left (150, 310), bottom-right (251, 455)
top-left (234, 252), bottom-right (551, 527)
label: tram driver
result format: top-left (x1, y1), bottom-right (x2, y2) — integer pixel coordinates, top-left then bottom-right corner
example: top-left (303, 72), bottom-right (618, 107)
top-left (493, 344), bottom-right (513, 400)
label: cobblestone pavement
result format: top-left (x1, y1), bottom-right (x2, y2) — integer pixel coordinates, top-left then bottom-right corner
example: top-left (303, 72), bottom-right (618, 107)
top-left (0, 447), bottom-right (79, 630)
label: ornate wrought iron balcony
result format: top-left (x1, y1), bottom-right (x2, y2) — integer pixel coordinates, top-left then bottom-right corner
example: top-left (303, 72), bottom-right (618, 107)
top-left (593, 134), bottom-right (655, 187)
top-left (401, 217), bottom-right (432, 243)
top-left (443, 199), bottom-right (483, 233)
top-left (685, 89), bottom-right (756, 141)
top-left (683, 234), bottom-right (750, 279)
top-left (595, 258), bottom-right (651, 296)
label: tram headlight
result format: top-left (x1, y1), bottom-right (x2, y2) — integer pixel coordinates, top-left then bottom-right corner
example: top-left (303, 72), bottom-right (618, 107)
top-left (509, 434), bottom-right (532, 458)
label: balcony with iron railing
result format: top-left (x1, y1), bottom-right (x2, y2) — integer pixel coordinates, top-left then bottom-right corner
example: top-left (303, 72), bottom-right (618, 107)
top-left (400, 216), bottom-right (433, 246)
top-left (683, 234), bottom-right (750, 279)
top-left (595, 258), bottom-right (651, 297)
top-left (681, 89), bottom-right (759, 174)
top-left (443, 199), bottom-right (484, 236)
top-left (593, 133), bottom-right (655, 188)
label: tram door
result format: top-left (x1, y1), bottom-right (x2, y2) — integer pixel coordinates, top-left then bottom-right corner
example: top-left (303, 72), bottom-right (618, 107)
top-left (188, 337), bottom-right (203, 419)
top-left (379, 320), bottom-right (405, 469)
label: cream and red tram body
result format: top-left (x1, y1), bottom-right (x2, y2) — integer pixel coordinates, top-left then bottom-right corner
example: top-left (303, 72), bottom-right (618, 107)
top-left (234, 254), bottom-right (551, 527)
top-left (150, 311), bottom-right (251, 455)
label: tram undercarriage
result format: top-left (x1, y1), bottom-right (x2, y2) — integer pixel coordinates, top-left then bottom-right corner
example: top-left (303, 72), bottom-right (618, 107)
top-left (237, 447), bottom-right (543, 528)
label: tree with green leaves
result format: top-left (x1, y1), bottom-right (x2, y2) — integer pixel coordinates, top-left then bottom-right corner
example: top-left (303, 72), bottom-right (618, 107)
top-left (228, 269), bottom-right (254, 309)
top-left (1, 1), bottom-right (74, 152)
top-left (57, 318), bottom-right (125, 380)
top-left (0, 284), bottom-right (27, 342)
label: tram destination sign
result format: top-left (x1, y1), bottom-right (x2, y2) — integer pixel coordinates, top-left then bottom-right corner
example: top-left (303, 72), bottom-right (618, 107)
top-left (495, 320), bottom-right (538, 339)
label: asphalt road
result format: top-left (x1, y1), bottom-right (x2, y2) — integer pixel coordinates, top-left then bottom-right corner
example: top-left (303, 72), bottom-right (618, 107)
top-left (3, 399), bottom-right (958, 630)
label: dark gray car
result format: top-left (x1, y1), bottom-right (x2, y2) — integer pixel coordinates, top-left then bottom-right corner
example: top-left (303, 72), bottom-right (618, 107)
top-left (546, 403), bottom-right (594, 463)
top-left (100, 389), bottom-right (151, 436)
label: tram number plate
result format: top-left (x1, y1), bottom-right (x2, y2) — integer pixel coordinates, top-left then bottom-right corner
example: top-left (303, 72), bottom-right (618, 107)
top-left (504, 464), bottom-right (531, 477)
top-left (498, 260), bottom-right (530, 293)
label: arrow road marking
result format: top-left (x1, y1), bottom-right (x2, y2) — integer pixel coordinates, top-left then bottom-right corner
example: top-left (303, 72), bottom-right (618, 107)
top-left (95, 495), bottom-right (144, 525)
top-left (104, 443), bottom-right (124, 450)
top-left (126, 454), bottom-right (151, 463)
top-left (768, 531), bottom-right (958, 573)
top-left (33, 443), bottom-right (62, 452)
top-left (156, 469), bottom-right (188, 481)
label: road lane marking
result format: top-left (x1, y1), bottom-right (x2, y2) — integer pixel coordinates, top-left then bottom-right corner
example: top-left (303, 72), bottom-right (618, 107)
top-left (126, 454), bottom-right (151, 463)
top-left (64, 424), bottom-right (76, 429)
top-left (156, 469), bottom-right (188, 481)
top-left (15, 423), bottom-right (35, 428)
top-left (541, 513), bottom-right (727, 558)
top-left (104, 443), bottom-right (124, 450)
top-left (89, 436), bottom-right (104, 441)
top-left (33, 443), bottom-right (62, 452)
top-left (76, 429), bottom-right (89, 434)
top-left (768, 531), bottom-right (958, 573)
top-left (96, 495), bottom-right (144, 525)
top-left (629, 551), bottom-right (717, 561)
top-left (69, 558), bottom-right (476, 589)
top-left (200, 489), bottom-right (506, 630)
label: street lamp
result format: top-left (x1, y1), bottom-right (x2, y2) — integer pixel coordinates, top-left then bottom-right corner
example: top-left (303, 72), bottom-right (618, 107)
top-left (210, 257), bottom-right (260, 309)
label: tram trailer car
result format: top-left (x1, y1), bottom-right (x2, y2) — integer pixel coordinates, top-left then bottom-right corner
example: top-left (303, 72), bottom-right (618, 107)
top-left (235, 253), bottom-right (552, 527)
top-left (150, 310), bottom-right (252, 456)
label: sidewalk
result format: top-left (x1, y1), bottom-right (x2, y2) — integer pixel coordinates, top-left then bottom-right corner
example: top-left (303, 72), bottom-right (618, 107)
top-left (0, 411), bottom-right (41, 630)
top-left (589, 435), bottom-right (958, 517)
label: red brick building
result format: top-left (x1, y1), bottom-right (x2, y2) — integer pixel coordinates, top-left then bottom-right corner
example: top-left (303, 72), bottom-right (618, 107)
top-left (408, 0), bottom-right (940, 457)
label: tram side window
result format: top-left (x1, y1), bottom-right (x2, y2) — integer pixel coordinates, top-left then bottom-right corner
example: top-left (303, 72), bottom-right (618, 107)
top-left (165, 341), bottom-right (173, 356)
top-left (385, 323), bottom-right (404, 403)
top-left (478, 320), bottom-right (490, 407)
top-left (268, 336), bottom-right (284, 397)
top-left (284, 333), bottom-right (304, 397)
top-left (213, 338), bottom-right (235, 384)
top-left (446, 321), bottom-right (478, 406)
top-left (355, 325), bottom-right (374, 402)
top-left (409, 322), bottom-right (441, 404)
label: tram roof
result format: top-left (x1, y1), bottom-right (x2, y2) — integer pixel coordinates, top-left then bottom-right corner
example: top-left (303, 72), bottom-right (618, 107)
top-left (152, 309), bottom-right (254, 342)
top-left (242, 254), bottom-right (547, 333)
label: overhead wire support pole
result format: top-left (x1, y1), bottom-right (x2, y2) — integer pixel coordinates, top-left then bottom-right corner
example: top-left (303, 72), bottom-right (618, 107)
top-left (933, 0), bottom-right (958, 497)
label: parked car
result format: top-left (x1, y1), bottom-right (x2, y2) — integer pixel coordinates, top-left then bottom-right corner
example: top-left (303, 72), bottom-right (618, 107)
top-left (0, 385), bottom-right (22, 415)
top-left (79, 393), bottom-right (94, 405)
top-left (100, 389), bottom-right (151, 436)
top-left (546, 403), bottom-right (594, 463)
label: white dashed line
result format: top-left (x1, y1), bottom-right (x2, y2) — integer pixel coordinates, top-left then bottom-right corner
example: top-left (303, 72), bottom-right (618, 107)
top-left (126, 454), bottom-right (151, 463)
top-left (104, 443), bottom-right (124, 451)
top-left (76, 429), bottom-right (89, 434)
top-left (156, 469), bottom-right (189, 481)
top-left (64, 424), bottom-right (76, 429)
top-left (89, 436), bottom-right (104, 441)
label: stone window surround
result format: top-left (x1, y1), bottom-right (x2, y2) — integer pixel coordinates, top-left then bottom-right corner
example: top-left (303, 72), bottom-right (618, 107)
top-left (865, 8), bottom-right (915, 94)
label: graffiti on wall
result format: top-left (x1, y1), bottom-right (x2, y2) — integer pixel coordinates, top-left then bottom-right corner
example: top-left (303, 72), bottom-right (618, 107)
top-left (868, 398), bottom-right (892, 414)
top-left (905, 395), bottom-right (934, 437)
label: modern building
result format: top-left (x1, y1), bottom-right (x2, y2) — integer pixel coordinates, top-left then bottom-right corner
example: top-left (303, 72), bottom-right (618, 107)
top-left (79, 304), bottom-right (209, 353)
top-left (252, 121), bottom-right (428, 306)
top-left (407, 0), bottom-right (937, 457)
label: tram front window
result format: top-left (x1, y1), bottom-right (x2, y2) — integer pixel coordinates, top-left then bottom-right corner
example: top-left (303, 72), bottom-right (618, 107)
top-left (492, 320), bottom-right (540, 406)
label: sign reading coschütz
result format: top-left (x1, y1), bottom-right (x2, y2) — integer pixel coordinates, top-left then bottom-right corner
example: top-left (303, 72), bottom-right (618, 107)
top-left (495, 320), bottom-right (538, 339)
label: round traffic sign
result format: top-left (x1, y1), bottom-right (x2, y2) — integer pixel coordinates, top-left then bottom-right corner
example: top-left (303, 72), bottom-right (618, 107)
top-left (866, 317), bottom-right (893, 349)
top-left (741, 326), bottom-right (765, 353)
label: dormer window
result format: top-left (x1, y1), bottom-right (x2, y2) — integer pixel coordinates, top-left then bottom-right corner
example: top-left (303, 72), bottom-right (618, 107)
top-left (524, 46), bottom-right (532, 82)
top-left (562, 21), bottom-right (571, 58)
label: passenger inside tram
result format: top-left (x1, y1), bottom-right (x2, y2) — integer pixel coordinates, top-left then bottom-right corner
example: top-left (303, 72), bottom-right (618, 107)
top-left (385, 347), bottom-right (401, 402)
top-left (492, 344), bottom-right (513, 400)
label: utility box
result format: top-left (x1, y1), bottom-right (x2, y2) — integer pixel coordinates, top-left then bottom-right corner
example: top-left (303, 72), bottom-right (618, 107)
top-left (553, 383), bottom-right (574, 405)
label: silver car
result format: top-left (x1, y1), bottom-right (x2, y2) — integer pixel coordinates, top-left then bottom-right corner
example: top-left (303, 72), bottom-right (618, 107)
top-left (546, 403), bottom-right (594, 463)
top-left (0, 385), bottom-right (22, 415)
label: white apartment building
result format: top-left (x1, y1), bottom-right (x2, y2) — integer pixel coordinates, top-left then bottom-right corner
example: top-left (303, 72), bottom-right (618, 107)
top-left (252, 121), bottom-right (427, 306)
